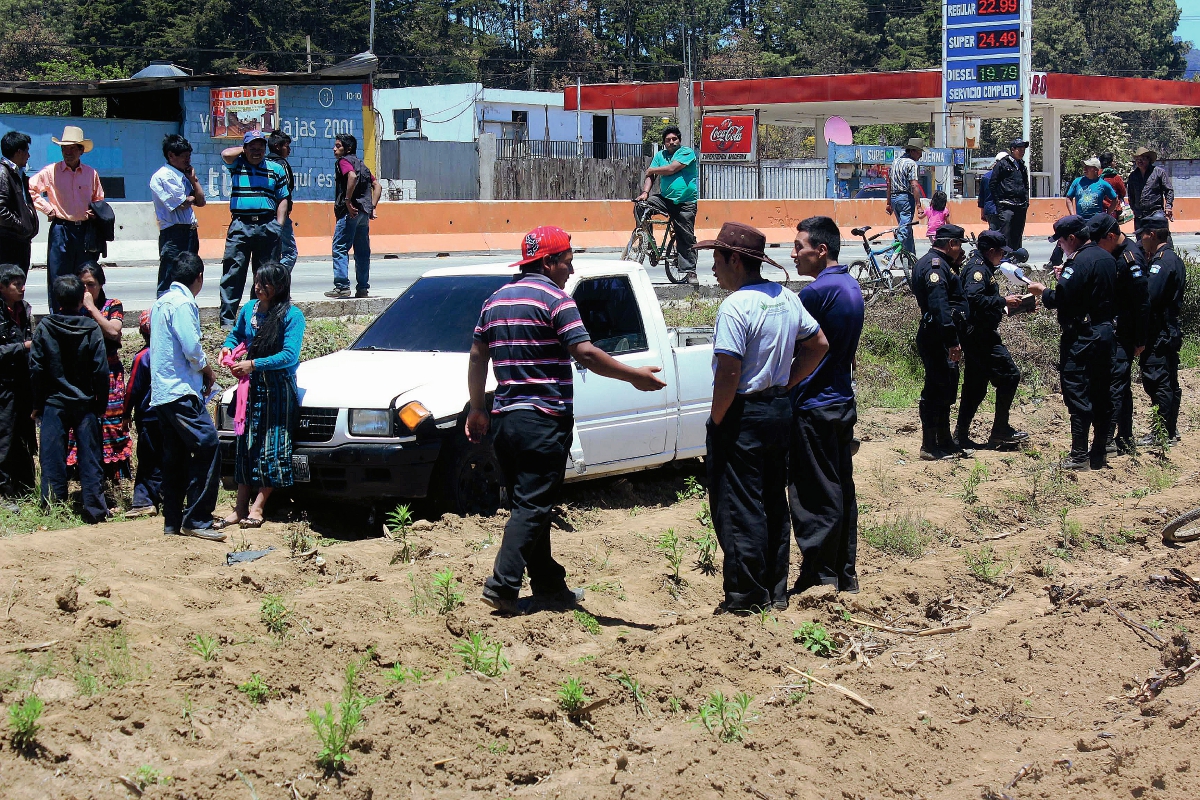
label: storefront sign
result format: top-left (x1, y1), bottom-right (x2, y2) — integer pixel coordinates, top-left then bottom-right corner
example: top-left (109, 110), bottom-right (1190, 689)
top-left (209, 86), bottom-right (280, 139)
top-left (699, 114), bottom-right (757, 162)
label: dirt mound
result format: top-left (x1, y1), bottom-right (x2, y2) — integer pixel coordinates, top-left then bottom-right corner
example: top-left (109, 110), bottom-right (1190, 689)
top-left (1, 376), bottom-right (1198, 799)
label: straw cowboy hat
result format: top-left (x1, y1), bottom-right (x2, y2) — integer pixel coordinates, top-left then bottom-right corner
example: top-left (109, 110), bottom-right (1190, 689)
top-left (695, 221), bottom-right (783, 269)
top-left (1133, 146), bottom-right (1158, 164)
top-left (52, 125), bottom-right (93, 153)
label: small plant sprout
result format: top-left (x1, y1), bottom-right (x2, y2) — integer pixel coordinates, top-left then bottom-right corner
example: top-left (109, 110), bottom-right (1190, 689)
top-left (793, 622), bottom-right (838, 657)
top-left (676, 475), bottom-right (705, 502)
top-left (657, 528), bottom-right (686, 584)
top-left (695, 690), bottom-right (753, 743)
top-left (455, 632), bottom-right (510, 677)
top-left (386, 665), bottom-right (426, 684)
top-left (431, 569), bottom-right (465, 615)
top-left (955, 460), bottom-right (988, 505)
top-left (7, 694), bottom-right (43, 750)
top-left (690, 527), bottom-right (719, 574)
top-left (963, 544), bottom-right (1011, 584)
top-left (134, 765), bottom-right (169, 789)
top-left (574, 609), bottom-right (602, 635)
top-left (695, 501), bottom-right (712, 528)
top-left (189, 633), bottom-right (220, 662)
top-left (557, 677), bottom-right (589, 716)
top-left (238, 674), bottom-right (272, 704)
top-left (755, 605), bottom-right (776, 628)
top-left (1147, 619), bottom-right (1165, 631)
top-left (611, 671), bottom-right (651, 717)
top-left (260, 595), bottom-right (291, 638)
top-left (386, 503), bottom-right (416, 564)
top-left (307, 659), bottom-right (378, 772)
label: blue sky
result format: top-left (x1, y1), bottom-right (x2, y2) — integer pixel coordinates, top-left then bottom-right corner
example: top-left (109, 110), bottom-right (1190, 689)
top-left (1177, 8), bottom-right (1200, 47)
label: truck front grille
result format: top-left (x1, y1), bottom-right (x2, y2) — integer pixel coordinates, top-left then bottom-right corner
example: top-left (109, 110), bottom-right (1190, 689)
top-left (296, 408), bottom-right (338, 443)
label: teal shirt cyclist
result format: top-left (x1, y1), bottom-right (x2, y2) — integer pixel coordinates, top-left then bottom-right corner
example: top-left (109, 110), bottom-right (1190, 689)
top-left (649, 145), bottom-right (698, 203)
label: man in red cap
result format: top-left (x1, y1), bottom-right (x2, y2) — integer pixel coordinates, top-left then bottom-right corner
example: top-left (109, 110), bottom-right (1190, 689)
top-left (467, 227), bottom-right (666, 615)
top-left (699, 221), bottom-right (828, 614)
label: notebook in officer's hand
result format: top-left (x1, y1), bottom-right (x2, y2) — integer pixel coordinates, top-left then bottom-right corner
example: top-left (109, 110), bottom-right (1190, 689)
top-left (1007, 294), bottom-right (1037, 316)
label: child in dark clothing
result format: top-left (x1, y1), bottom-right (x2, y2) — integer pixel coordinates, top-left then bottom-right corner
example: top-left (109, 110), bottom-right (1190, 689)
top-left (0, 264), bottom-right (36, 509)
top-left (123, 310), bottom-right (162, 517)
top-left (30, 275), bottom-right (110, 523)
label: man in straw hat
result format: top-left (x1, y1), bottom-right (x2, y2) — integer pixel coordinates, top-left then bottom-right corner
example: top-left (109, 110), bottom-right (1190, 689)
top-left (467, 226), bottom-right (666, 616)
top-left (1126, 147), bottom-right (1173, 231)
top-left (698, 222), bottom-right (828, 614)
top-left (29, 126), bottom-right (104, 312)
top-left (885, 138), bottom-right (927, 258)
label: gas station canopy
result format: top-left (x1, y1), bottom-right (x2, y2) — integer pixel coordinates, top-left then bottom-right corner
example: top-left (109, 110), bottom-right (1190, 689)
top-left (564, 70), bottom-right (1200, 125)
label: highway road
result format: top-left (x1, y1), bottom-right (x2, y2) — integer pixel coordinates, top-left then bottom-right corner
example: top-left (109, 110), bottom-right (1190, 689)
top-left (19, 237), bottom-right (1097, 315)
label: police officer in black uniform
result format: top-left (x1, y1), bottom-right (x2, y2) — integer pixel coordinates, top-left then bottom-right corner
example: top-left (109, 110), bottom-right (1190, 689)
top-left (1136, 211), bottom-right (1187, 445)
top-left (1028, 216), bottom-right (1118, 470)
top-left (912, 223), bottom-right (972, 460)
top-left (1086, 213), bottom-right (1149, 454)
top-left (954, 230), bottom-right (1028, 450)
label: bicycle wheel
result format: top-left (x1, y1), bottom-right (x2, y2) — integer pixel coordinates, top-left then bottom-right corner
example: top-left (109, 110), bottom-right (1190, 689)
top-left (849, 260), bottom-right (885, 305)
top-left (893, 251), bottom-right (916, 287)
top-left (1163, 507), bottom-right (1200, 543)
top-left (663, 237), bottom-right (689, 284)
top-left (623, 228), bottom-right (647, 264)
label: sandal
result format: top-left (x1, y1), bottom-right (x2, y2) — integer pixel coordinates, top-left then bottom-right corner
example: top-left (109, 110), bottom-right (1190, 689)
top-left (212, 516), bottom-right (241, 530)
top-left (239, 516), bottom-right (266, 529)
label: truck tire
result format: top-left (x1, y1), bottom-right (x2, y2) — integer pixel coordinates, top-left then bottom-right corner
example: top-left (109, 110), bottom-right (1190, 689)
top-left (435, 433), bottom-right (505, 517)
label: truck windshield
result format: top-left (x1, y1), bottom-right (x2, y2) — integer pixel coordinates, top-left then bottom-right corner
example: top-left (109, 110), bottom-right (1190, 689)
top-left (351, 275), bottom-right (512, 353)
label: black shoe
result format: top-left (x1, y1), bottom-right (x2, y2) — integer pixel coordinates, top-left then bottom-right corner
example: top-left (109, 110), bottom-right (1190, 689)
top-left (481, 593), bottom-right (522, 616)
top-left (850, 437), bottom-right (861, 456)
top-left (164, 526), bottom-right (180, 536)
top-left (839, 577), bottom-right (861, 594)
top-left (354, 290), bottom-right (369, 298)
top-left (772, 598), bottom-right (789, 611)
top-left (527, 587), bottom-right (585, 611)
top-left (919, 447), bottom-right (951, 461)
top-left (1113, 438), bottom-right (1135, 456)
top-left (324, 287), bottom-right (352, 299)
top-left (1105, 440), bottom-right (1118, 455)
top-left (1135, 433), bottom-right (1157, 448)
top-left (713, 601), bottom-right (755, 617)
top-left (1090, 459), bottom-right (1111, 470)
top-left (1060, 455), bottom-right (1090, 471)
top-left (954, 430), bottom-right (984, 451)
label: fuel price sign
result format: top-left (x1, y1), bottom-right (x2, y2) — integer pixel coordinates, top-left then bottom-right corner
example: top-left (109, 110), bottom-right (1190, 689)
top-left (946, 26), bottom-right (1020, 58)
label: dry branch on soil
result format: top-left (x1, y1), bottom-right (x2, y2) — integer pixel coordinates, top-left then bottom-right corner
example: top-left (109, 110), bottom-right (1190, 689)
top-left (783, 665), bottom-right (876, 713)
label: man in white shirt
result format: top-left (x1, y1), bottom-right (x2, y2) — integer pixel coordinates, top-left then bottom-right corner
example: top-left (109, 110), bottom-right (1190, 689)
top-left (698, 222), bottom-right (828, 614)
top-left (149, 135), bottom-right (206, 297)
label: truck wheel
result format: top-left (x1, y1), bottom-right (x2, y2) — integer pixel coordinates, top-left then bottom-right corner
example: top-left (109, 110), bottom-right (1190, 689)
top-left (437, 436), bottom-right (504, 517)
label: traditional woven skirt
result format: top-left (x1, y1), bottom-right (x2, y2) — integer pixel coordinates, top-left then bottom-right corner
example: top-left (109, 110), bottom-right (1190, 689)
top-left (235, 369), bottom-right (299, 489)
top-left (68, 367), bottom-right (132, 476)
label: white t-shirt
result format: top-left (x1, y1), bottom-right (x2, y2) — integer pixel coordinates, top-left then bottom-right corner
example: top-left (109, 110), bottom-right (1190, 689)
top-left (713, 282), bottom-right (821, 394)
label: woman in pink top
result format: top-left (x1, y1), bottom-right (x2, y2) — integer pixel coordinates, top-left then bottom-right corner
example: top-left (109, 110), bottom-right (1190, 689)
top-left (925, 191), bottom-right (950, 242)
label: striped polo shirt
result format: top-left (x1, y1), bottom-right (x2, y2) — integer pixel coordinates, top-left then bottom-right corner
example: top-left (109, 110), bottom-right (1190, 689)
top-left (473, 273), bottom-right (590, 416)
top-left (226, 156), bottom-right (290, 217)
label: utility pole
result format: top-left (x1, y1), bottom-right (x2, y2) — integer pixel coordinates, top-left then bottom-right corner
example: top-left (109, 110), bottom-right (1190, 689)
top-left (369, 0), bottom-right (377, 53)
top-left (1020, 0), bottom-right (1032, 159)
top-left (306, 35), bottom-right (312, 73)
top-left (678, 9), bottom-right (694, 149)
top-left (576, 75), bottom-right (583, 200)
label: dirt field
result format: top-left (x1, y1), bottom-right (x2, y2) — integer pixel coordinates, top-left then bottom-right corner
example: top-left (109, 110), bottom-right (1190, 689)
top-left (1, 372), bottom-right (1198, 800)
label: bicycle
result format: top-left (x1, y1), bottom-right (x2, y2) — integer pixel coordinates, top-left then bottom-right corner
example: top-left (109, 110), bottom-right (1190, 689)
top-left (623, 200), bottom-right (690, 284)
top-left (848, 224), bottom-right (917, 305)
top-left (1163, 506), bottom-right (1200, 544)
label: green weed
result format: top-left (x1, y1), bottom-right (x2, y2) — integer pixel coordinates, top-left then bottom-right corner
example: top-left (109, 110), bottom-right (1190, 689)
top-left (574, 609), bottom-right (601, 635)
top-left (487, 739), bottom-right (508, 754)
top-left (557, 677), bottom-right (588, 715)
top-left (695, 501), bottom-right (712, 528)
top-left (676, 476), bottom-right (705, 502)
top-left (0, 497), bottom-right (84, 536)
top-left (386, 503), bottom-right (415, 564)
top-left (431, 569), bottom-right (465, 615)
top-left (0, 651), bottom-right (56, 694)
top-left (963, 544), bottom-right (1010, 583)
top-left (7, 694), bottom-right (43, 750)
top-left (657, 528), bottom-right (686, 584)
top-left (73, 629), bottom-right (145, 695)
top-left (861, 511), bottom-right (934, 558)
top-left (189, 633), bottom-right (220, 662)
top-left (954, 460), bottom-right (989, 505)
top-left (585, 579), bottom-right (626, 601)
top-left (238, 674), bottom-right (272, 704)
top-left (690, 527), bottom-right (719, 575)
top-left (611, 671), bottom-right (651, 717)
top-left (307, 659), bottom-right (378, 772)
top-left (454, 632), bottom-right (509, 677)
top-left (260, 595), bottom-right (291, 638)
top-left (695, 690), bottom-right (753, 743)
top-left (793, 622), bottom-right (838, 657)
top-left (386, 665), bottom-right (425, 684)
top-left (134, 765), bottom-right (170, 789)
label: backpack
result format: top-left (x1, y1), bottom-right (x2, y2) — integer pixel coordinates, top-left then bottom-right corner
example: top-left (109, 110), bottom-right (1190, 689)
top-left (336, 155), bottom-right (375, 216)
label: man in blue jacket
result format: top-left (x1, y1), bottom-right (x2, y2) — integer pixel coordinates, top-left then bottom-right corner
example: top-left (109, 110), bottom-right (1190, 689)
top-left (978, 153), bottom-right (1003, 231)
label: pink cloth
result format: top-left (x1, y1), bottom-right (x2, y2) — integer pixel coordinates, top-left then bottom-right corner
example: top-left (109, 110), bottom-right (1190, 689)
top-left (29, 161), bottom-right (104, 221)
top-left (221, 343), bottom-right (249, 436)
top-left (925, 207), bottom-right (950, 240)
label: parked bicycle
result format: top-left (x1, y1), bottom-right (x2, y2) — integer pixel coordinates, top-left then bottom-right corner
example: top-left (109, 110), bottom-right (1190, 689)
top-left (848, 224), bottom-right (917, 305)
top-left (623, 200), bottom-right (690, 284)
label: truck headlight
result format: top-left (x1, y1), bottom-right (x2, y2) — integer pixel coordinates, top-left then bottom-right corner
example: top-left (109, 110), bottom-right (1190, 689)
top-left (348, 409), bottom-right (392, 436)
top-left (396, 401), bottom-right (432, 433)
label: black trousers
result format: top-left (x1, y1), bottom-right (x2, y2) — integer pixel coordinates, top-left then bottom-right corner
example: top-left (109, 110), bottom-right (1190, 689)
top-left (707, 394), bottom-right (792, 610)
top-left (157, 224), bottom-right (200, 297)
top-left (132, 419), bottom-right (164, 509)
top-left (788, 400), bottom-right (858, 592)
top-left (0, 389), bottom-right (35, 498)
top-left (0, 235), bottom-right (31, 275)
top-left (1060, 324), bottom-right (1114, 464)
top-left (918, 324), bottom-right (960, 412)
top-left (484, 410), bottom-right (573, 601)
top-left (985, 213), bottom-right (1001, 232)
top-left (997, 206), bottom-right (1027, 250)
top-left (1140, 332), bottom-right (1182, 437)
top-left (1110, 338), bottom-right (1136, 445)
top-left (958, 331), bottom-right (1021, 434)
top-left (40, 404), bottom-right (107, 522)
top-left (157, 395), bottom-right (220, 532)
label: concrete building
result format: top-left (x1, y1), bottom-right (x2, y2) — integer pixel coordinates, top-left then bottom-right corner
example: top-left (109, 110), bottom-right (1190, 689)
top-left (376, 84), bottom-right (642, 154)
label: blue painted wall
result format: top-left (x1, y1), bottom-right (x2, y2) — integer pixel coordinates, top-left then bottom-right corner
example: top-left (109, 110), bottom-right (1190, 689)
top-left (182, 83), bottom-right (366, 202)
top-left (0, 115), bottom-right (179, 202)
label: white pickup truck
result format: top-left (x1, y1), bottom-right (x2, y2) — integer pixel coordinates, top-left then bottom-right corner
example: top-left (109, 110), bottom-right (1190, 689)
top-left (217, 259), bottom-right (715, 515)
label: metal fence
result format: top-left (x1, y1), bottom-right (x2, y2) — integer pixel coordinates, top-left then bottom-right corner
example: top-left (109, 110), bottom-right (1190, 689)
top-left (1165, 159), bottom-right (1200, 197)
top-left (379, 139), bottom-right (479, 200)
top-left (496, 139), bottom-right (646, 160)
top-left (702, 160), bottom-right (827, 200)
top-left (494, 157), bottom-right (649, 200)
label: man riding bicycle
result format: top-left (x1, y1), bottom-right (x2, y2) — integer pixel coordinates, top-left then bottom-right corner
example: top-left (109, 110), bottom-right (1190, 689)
top-left (636, 126), bottom-right (698, 283)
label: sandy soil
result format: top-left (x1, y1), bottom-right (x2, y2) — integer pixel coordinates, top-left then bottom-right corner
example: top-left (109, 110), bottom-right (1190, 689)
top-left (1, 373), bottom-right (1198, 800)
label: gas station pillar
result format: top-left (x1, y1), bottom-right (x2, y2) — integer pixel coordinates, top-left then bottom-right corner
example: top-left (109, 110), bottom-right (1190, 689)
top-left (1042, 106), bottom-right (1061, 196)
top-left (815, 116), bottom-right (828, 160)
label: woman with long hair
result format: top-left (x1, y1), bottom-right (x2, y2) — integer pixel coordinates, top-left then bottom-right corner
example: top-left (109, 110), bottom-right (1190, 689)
top-left (70, 262), bottom-right (132, 482)
top-left (217, 262), bottom-right (306, 527)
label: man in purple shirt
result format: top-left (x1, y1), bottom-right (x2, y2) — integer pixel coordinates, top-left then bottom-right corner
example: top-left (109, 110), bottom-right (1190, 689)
top-left (788, 216), bottom-right (865, 594)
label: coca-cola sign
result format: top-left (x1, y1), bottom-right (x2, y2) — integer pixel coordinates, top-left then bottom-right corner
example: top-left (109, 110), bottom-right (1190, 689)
top-left (700, 114), bottom-right (757, 162)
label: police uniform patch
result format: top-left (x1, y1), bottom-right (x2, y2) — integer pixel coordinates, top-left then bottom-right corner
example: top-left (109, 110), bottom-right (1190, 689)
top-left (928, 272), bottom-right (940, 284)
top-left (1150, 265), bottom-right (1161, 274)
top-left (1061, 267), bottom-right (1073, 281)
top-left (973, 271), bottom-right (983, 281)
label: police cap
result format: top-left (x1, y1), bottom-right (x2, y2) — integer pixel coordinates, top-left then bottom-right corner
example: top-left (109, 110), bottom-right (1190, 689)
top-left (1009, 138), bottom-right (1030, 149)
top-left (1086, 213), bottom-right (1120, 241)
top-left (1049, 214), bottom-right (1087, 242)
top-left (976, 230), bottom-right (1010, 252)
top-left (1134, 211), bottom-right (1170, 236)
top-left (933, 223), bottom-right (966, 242)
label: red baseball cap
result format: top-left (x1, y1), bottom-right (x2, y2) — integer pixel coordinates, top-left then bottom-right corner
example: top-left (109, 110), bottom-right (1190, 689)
top-left (139, 309), bottom-right (151, 337)
top-left (510, 226), bottom-right (572, 267)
